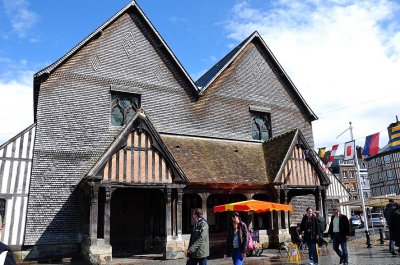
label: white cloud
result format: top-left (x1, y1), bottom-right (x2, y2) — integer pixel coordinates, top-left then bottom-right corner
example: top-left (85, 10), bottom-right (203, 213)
top-left (0, 70), bottom-right (34, 145)
top-left (225, 0), bottom-right (400, 150)
top-left (3, 0), bottom-right (39, 37)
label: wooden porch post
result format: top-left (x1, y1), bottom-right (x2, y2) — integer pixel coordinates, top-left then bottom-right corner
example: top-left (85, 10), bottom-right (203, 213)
top-left (177, 189), bottom-right (183, 237)
top-left (89, 184), bottom-right (99, 245)
top-left (104, 186), bottom-right (111, 244)
top-left (280, 189), bottom-right (288, 229)
top-left (276, 188), bottom-right (282, 230)
top-left (165, 188), bottom-right (172, 240)
top-left (321, 188), bottom-right (328, 220)
top-left (200, 193), bottom-right (209, 221)
top-left (315, 187), bottom-right (321, 211)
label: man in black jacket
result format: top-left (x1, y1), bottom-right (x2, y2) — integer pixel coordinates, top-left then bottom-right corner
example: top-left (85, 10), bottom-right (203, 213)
top-left (328, 206), bottom-right (350, 265)
top-left (390, 202), bottom-right (400, 254)
top-left (300, 207), bottom-right (320, 265)
top-left (384, 199), bottom-right (396, 254)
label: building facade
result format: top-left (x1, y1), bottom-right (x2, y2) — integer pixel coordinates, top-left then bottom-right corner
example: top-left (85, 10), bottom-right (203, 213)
top-left (0, 2), bottom-right (331, 264)
top-left (365, 120), bottom-right (400, 197)
top-left (330, 155), bottom-right (370, 200)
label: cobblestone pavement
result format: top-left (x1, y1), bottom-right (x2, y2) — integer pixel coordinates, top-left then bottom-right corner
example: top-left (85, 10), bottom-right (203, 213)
top-left (108, 234), bottom-right (400, 265)
top-left (17, 234), bottom-right (400, 265)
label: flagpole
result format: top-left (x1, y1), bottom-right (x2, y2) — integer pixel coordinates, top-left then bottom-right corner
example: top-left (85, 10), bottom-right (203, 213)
top-left (349, 121), bottom-right (372, 248)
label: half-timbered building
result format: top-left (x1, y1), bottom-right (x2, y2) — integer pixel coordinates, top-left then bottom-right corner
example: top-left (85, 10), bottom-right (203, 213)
top-left (0, 124), bottom-right (35, 248)
top-left (0, 1), bottom-right (332, 264)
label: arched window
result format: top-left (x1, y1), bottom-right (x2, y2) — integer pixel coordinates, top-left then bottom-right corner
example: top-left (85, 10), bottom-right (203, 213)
top-left (251, 113), bottom-right (272, 141)
top-left (111, 93), bottom-right (141, 126)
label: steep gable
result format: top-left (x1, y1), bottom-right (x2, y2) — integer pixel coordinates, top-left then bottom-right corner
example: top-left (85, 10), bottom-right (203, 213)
top-left (265, 129), bottom-right (329, 186)
top-left (33, 1), bottom-right (198, 121)
top-left (196, 32), bottom-right (317, 122)
top-left (86, 109), bottom-right (187, 184)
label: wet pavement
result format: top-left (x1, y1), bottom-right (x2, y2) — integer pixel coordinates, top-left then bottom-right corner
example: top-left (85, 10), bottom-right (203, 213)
top-left (108, 246), bottom-right (400, 265)
top-left (17, 232), bottom-right (400, 265)
top-left (109, 233), bottom-right (400, 265)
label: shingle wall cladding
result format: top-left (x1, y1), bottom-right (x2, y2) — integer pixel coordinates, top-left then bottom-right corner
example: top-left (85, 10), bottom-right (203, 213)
top-left (26, 11), bottom-right (193, 245)
top-left (189, 41), bottom-right (314, 146)
top-left (290, 195), bottom-right (315, 225)
top-left (26, 9), bottom-right (315, 245)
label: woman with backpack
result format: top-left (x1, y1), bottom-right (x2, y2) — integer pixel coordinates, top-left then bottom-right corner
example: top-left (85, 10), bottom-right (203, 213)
top-left (224, 211), bottom-right (249, 265)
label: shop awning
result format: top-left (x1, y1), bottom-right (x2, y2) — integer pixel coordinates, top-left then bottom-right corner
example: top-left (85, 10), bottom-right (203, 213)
top-left (213, 199), bottom-right (293, 213)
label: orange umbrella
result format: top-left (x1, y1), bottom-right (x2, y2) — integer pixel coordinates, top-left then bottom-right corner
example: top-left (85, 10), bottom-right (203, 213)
top-left (213, 199), bottom-right (293, 213)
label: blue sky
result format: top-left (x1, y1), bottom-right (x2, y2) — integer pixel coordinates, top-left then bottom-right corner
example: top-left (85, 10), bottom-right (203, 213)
top-left (0, 0), bottom-right (399, 155)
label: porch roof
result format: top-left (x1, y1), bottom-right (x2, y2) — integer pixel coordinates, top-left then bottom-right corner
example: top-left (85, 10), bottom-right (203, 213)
top-left (161, 135), bottom-right (270, 185)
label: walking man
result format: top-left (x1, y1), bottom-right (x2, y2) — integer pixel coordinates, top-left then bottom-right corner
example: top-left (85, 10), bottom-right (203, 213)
top-left (384, 199), bottom-right (396, 255)
top-left (390, 202), bottom-right (400, 254)
top-left (300, 207), bottom-right (320, 265)
top-left (328, 206), bottom-right (350, 265)
top-left (315, 211), bottom-right (327, 247)
top-left (187, 208), bottom-right (209, 265)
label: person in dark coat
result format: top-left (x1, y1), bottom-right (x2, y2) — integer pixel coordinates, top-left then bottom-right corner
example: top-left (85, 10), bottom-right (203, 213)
top-left (315, 211), bottom-right (327, 247)
top-left (224, 211), bottom-right (249, 265)
top-left (384, 199), bottom-right (397, 254)
top-left (328, 206), bottom-right (350, 265)
top-left (187, 208), bottom-right (209, 265)
top-left (390, 202), bottom-right (400, 254)
top-left (0, 241), bottom-right (17, 265)
top-left (300, 207), bottom-right (320, 265)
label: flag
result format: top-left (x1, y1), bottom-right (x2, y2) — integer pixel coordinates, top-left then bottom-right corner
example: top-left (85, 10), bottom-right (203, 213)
top-left (344, 140), bottom-right (355, 160)
top-left (389, 124), bottom-right (400, 151)
top-left (362, 132), bottom-right (380, 156)
top-left (318, 147), bottom-right (326, 159)
top-left (326, 144), bottom-right (339, 167)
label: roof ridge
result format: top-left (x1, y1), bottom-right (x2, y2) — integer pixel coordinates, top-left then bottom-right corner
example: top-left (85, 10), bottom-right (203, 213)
top-left (195, 31), bottom-right (257, 90)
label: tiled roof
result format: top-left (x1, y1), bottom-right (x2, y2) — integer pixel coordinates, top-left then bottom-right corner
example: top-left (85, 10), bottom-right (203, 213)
top-left (263, 130), bottom-right (297, 183)
top-left (161, 135), bottom-right (269, 185)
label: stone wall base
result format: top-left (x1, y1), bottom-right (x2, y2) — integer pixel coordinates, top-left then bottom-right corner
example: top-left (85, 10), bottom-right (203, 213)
top-left (15, 243), bottom-right (80, 262)
top-left (165, 237), bottom-right (185, 259)
top-left (267, 229), bottom-right (291, 248)
top-left (81, 241), bottom-right (112, 265)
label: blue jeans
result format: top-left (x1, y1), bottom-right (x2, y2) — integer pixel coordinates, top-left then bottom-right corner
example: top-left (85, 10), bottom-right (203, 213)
top-left (188, 257), bottom-right (207, 265)
top-left (389, 239), bottom-right (395, 252)
top-left (332, 233), bottom-right (348, 263)
top-left (231, 248), bottom-right (244, 265)
top-left (306, 240), bottom-right (318, 264)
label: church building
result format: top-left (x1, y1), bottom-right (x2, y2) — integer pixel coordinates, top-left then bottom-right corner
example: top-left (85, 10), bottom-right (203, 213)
top-left (0, 1), bottom-right (330, 264)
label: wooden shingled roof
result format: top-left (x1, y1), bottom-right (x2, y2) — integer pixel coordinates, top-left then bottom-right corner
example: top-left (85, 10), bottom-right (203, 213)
top-left (161, 129), bottom-right (330, 187)
top-left (263, 130), bottom-right (298, 183)
top-left (161, 135), bottom-right (269, 185)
